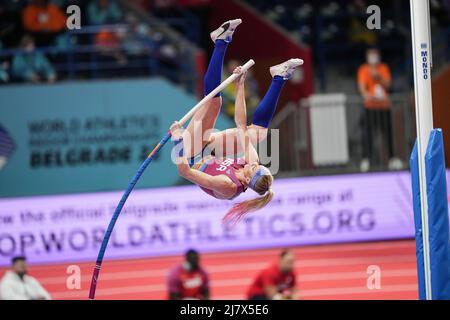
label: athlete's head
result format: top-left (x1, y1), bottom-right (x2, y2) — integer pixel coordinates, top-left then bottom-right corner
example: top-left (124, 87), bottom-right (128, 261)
top-left (241, 162), bottom-right (258, 183)
top-left (247, 164), bottom-right (272, 194)
top-left (224, 164), bottom-right (274, 224)
top-left (241, 162), bottom-right (272, 190)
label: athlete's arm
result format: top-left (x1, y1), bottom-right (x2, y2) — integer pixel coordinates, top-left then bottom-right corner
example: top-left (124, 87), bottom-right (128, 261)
top-left (179, 161), bottom-right (236, 197)
top-left (233, 67), bottom-right (259, 164)
top-left (234, 66), bottom-right (247, 129)
top-left (170, 121), bottom-right (237, 197)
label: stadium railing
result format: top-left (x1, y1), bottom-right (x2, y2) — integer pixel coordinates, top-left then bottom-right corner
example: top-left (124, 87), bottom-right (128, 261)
top-left (0, 23), bottom-right (202, 96)
top-left (271, 93), bottom-right (415, 177)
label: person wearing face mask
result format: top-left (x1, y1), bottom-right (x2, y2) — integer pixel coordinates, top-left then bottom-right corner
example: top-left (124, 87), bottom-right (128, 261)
top-left (0, 256), bottom-right (51, 300)
top-left (11, 35), bottom-right (57, 83)
top-left (357, 47), bottom-right (401, 172)
top-left (167, 249), bottom-right (210, 300)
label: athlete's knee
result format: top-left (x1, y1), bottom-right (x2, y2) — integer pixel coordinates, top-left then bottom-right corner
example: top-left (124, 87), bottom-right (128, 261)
top-left (248, 124), bottom-right (268, 143)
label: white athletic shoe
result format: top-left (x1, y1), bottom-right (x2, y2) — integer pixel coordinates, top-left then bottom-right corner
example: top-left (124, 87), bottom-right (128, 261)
top-left (269, 58), bottom-right (304, 80)
top-left (210, 19), bottom-right (242, 43)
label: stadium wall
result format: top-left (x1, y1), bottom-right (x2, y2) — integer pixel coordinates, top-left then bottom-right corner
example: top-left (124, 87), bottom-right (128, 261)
top-left (0, 79), bottom-right (234, 197)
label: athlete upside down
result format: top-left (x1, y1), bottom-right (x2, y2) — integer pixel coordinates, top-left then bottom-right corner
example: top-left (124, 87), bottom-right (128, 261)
top-left (169, 19), bottom-right (303, 224)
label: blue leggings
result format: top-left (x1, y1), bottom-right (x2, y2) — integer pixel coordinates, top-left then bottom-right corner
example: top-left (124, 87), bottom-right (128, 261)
top-left (204, 40), bottom-right (286, 128)
top-left (252, 76), bottom-right (286, 128)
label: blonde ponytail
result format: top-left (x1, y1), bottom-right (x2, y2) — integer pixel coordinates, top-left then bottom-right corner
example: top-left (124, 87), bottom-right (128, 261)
top-left (223, 174), bottom-right (274, 225)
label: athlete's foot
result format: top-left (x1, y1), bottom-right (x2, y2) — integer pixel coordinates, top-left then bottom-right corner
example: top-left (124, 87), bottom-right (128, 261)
top-left (210, 19), bottom-right (242, 43)
top-left (270, 58), bottom-right (304, 80)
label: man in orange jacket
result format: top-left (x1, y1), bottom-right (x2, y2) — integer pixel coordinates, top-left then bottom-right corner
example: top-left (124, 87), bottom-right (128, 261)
top-left (357, 47), bottom-right (402, 172)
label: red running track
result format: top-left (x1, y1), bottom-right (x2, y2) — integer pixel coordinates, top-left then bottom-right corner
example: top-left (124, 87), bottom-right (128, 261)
top-left (0, 239), bottom-right (418, 300)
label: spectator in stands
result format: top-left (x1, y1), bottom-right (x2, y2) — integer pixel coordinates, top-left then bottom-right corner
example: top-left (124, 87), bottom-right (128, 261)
top-left (167, 249), bottom-right (210, 300)
top-left (358, 47), bottom-right (402, 172)
top-left (247, 249), bottom-right (299, 300)
top-left (88, 0), bottom-right (125, 70)
top-left (95, 27), bottom-right (128, 66)
top-left (22, 0), bottom-right (67, 47)
top-left (87, 0), bottom-right (123, 25)
top-left (12, 35), bottom-right (57, 83)
top-left (120, 13), bottom-right (150, 55)
top-left (0, 256), bottom-right (51, 300)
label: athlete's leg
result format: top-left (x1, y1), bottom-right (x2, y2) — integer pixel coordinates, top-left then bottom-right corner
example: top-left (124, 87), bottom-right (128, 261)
top-left (183, 19), bottom-right (242, 158)
top-left (209, 58), bottom-right (303, 157)
top-left (183, 39), bottom-right (226, 158)
top-left (250, 58), bottom-right (304, 141)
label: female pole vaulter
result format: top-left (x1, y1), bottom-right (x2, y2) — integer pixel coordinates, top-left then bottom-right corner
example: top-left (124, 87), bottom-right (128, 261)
top-left (169, 19), bottom-right (303, 224)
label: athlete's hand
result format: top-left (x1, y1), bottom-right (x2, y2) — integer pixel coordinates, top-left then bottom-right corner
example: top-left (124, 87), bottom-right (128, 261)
top-left (233, 66), bottom-right (247, 85)
top-left (170, 121), bottom-right (184, 140)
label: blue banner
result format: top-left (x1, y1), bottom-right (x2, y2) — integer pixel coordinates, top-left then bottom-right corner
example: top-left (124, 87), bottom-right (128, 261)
top-left (0, 79), bottom-right (233, 197)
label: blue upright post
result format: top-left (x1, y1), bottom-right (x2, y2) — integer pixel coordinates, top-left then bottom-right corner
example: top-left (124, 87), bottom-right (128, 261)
top-left (411, 128), bottom-right (450, 299)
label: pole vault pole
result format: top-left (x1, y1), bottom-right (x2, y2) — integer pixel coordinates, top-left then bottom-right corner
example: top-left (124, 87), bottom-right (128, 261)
top-left (410, 0), bottom-right (434, 299)
top-left (88, 59), bottom-right (255, 300)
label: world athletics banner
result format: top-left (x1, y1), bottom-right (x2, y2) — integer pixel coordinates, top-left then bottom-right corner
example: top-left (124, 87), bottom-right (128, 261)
top-left (2, 170), bottom-right (449, 266)
top-left (0, 79), bottom-right (233, 197)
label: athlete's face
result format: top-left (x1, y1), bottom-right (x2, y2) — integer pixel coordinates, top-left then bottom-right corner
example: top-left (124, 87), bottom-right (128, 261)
top-left (243, 162), bottom-right (259, 184)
